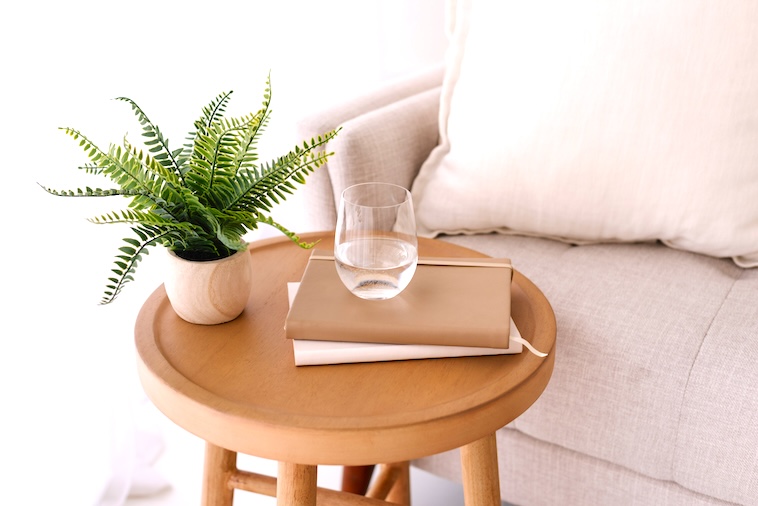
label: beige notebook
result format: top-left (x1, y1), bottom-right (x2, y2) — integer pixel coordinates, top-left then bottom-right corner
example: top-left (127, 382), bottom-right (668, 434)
top-left (285, 249), bottom-right (513, 348)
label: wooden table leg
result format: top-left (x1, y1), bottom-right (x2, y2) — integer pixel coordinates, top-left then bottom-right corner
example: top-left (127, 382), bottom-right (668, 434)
top-left (342, 465), bottom-right (375, 494)
top-left (277, 461), bottom-right (317, 506)
top-left (202, 442), bottom-right (237, 506)
top-left (385, 461), bottom-right (411, 505)
top-left (460, 433), bottom-right (500, 506)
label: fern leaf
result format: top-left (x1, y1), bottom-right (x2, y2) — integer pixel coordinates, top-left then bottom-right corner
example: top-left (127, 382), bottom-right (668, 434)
top-left (59, 127), bottom-right (110, 166)
top-left (255, 213), bottom-right (320, 249)
top-left (46, 76), bottom-right (340, 304)
top-left (100, 226), bottom-right (171, 304)
top-left (115, 97), bottom-right (182, 178)
top-left (87, 209), bottom-right (196, 230)
top-left (224, 128), bottom-right (340, 213)
top-left (39, 183), bottom-right (140, 198)
top-left (180, 91), bottom-right (233, 175)
top-left (201, 91), bottom-right (233, 129)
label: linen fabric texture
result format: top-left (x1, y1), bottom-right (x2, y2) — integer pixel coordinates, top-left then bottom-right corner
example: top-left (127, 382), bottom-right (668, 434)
top-left (418, 233), bottom-right (758, 505)
top-left (295, 66), bottom-right (444, 231)
top-left (411, 0), bottom-right (758, 267)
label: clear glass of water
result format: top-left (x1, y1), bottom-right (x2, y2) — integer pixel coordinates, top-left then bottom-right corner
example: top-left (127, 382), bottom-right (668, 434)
top-left (335, 182), bottom-right (418, 300)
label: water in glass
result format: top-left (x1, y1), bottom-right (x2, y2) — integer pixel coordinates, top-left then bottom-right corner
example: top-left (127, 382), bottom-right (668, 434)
top-left (335, 182), bottom-right (418, 300)
top-left (335, 237), bottom-right (418, 300)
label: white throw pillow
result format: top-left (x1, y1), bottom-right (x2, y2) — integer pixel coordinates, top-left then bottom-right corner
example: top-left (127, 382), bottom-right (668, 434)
top-left (412, 0), bottom-right (758, 267)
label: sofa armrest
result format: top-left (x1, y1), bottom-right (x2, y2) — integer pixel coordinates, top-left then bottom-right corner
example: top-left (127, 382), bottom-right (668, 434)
top-left (295, 65), bottom-right (444, 231)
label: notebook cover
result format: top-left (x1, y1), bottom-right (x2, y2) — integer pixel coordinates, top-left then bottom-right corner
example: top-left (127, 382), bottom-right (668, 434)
top-left (284, 249), bottom-right (513, 348)
top-left (287, 283), bottom-right (522, 366)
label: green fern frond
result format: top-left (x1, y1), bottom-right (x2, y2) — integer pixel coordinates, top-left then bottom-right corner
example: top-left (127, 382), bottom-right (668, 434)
top-left (122, 136), bottom-right (182, 187)
top-left (200, 90), bottom-right (233, 129)
top-left (100, 225), bottom-right (170, 305)
top-left (185, 109), bottom-right (269, 203)
top-left (56, 127), bottom-right (173, 213)
top-left (225, 128), bottom-right (340, 214)
top-left (79, 162), bottom-right (103, 175)
top-left (44, 75), bottom-right (340, 304)
top-left (87, 209), bottom-right (196, 230)
top-left (178, 91), bottom-right (234, 175)
top-left (39, 184), bottom-right (138, 198)
top-left (115, 97), bottom-right (182, 178)
top-left (60, 127), bottom-right (110, 166)
top-left (255, 213), bottom-right (320, 249)
top-left (120, 136), bottom-right (184, 209)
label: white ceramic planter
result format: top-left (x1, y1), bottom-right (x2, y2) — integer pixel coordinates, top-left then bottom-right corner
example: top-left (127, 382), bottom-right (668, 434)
top-left (164, 248), bottom-right (253, 325)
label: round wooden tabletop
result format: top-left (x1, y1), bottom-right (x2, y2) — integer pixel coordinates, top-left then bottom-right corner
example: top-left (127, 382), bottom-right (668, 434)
top-left (135, 232), bottom-right (556, 466)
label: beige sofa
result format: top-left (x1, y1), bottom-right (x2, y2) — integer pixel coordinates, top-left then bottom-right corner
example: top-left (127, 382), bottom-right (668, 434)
top-left (294, 2), bottom-right (758, 504)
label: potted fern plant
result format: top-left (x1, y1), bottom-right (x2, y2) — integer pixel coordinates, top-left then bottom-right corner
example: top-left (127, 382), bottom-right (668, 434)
top-left (42, 75), bottom-right (339, 324)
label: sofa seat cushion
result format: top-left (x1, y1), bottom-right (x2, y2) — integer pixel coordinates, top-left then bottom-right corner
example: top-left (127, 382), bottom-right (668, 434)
top-left (440, 233), bottom-right (758, 504)
top-left (416, 429), bottom-right (736, 506)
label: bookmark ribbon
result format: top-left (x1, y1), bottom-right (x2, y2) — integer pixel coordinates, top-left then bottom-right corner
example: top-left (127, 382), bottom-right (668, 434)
top-left (511, 335), bottom-right (548, 357)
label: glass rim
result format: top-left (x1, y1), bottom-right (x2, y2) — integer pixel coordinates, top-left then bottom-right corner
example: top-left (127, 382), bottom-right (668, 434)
top-left (340, 182), bottom-right (412, 208)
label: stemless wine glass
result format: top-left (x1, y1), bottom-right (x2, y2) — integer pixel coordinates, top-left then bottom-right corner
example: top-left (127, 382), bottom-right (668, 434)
top-left (334, 182), bottom-right (418, 300)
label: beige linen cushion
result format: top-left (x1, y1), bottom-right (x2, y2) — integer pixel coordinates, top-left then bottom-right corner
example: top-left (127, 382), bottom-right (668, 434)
top-left (412, 0), bottom-right (758, 267)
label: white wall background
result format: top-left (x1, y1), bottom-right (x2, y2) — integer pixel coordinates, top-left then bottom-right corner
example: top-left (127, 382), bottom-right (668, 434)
top-left (0, 1), bottom-right (446, 504)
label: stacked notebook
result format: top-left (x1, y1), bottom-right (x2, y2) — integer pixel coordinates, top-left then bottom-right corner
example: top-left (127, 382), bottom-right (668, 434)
top-left (284, 249), bottom-right (541, 366)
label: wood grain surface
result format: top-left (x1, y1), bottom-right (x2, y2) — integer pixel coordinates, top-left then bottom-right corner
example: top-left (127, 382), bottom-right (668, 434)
top-left (135, 232), bottom-right (556, 466)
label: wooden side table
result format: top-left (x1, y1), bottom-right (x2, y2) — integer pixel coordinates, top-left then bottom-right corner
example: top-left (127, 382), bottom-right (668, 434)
top-left (135, 232), bottom-right (556, 506)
